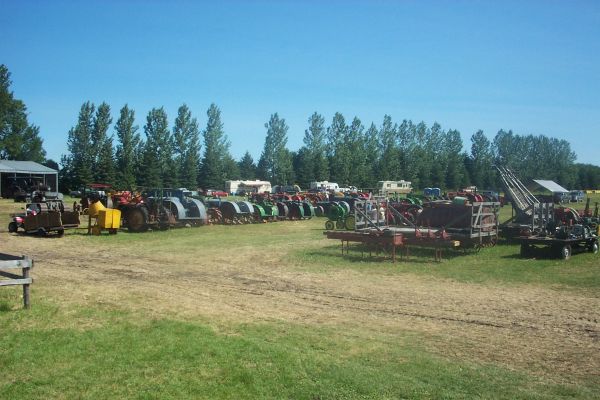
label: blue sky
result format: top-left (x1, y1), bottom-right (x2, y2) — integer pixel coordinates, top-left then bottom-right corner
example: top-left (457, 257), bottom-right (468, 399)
top-left (1, 0), bottom-right (599, 165)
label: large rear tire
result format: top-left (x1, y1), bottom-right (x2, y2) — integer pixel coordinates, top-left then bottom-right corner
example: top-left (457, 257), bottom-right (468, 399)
top-left (8, 221), bottom-right (18, 233)
top-left (126, 207), bottom-right (149, 232)
top-left (520, 243), bottom-right (531, 258)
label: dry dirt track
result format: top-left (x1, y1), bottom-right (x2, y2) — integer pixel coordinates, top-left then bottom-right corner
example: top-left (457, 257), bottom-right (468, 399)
top-left (3, 232), bottom-right (600, 385)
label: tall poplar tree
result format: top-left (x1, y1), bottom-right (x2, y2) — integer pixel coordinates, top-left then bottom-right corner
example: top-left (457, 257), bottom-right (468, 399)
top-left (413, 121), bottom-right (431, 188)
top-left (347, 117), bottom-right (368, 187)
top-left (199, 103), bottom-right (230, 189)
top-left (91, 102), bottom-right (115, 185)
top-left (141, 107), bottom-right (171, 187)
top-left (66, 102), bottom-right (95, 188)
top-left (172, 104), bottom-right (201, 189)
top-left (427, 122), bottom-right (445, 187)
top-left (327, 112), bottom-right (350, 184)
top-left (258, 113), bottom-right (293, 184)
top-left (304, 112), bottom-right (329, 181)
top-left (363, 122), bottom-right (380, 188)
top-left (468, 130), bottom-right (493, 189)
top-left (444, 129), bottom-right (467, 189)
top-left (115, 105), bottom-right (140, 189)
top-left (378, 115), bottom-right (399, 181)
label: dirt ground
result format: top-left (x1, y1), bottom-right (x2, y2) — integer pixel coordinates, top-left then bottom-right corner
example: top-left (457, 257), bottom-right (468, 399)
top-left (3, 231), bottom-right (599, 385)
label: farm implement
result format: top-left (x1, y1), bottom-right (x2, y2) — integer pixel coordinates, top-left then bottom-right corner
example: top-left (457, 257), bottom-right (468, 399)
top-left (517, 203), bottom-right (599, 260)
top-left (8, 199), bottom-right (80, 236)
top-left (494, 166), bottom-right (599, 260)
top-left (323, 198), bottom-right (469, 262)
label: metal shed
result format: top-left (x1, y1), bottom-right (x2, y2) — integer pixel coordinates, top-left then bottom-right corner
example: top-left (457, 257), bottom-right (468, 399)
top-left (0, 160), bottom-right (58, 198)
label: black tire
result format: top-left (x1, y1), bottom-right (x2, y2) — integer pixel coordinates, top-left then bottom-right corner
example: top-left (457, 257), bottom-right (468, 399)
top-left (8, 221), bottom-right (18, 233)
top-left (126, 207), bottom-right (149, 232)
top-left (559, 244), bottom-right (572, 260)
top-left (56, 228), bottom-right (65, 237)
top-left (520, 243), bottom-right (531, 258)
top-left (589, 240), bottom-right (599, 254)
top-left (325, 220), bottom-right (334, 230)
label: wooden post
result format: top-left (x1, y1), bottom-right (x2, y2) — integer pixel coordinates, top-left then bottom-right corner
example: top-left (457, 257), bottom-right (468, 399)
top-left (23, 257), bottom-right (31, 309)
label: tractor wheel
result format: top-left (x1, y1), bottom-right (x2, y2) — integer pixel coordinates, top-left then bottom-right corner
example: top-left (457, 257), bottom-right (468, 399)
top-left (559, 244), bottom-right (572, 260)
top-left (8, 222), bottom-right (18, 233)
top-left (345, 215), bottom-right (356, 231)
top-left (325, 220), bottom-right (334, 230)
top-left (336, 219), bottom-right (346, 230)
top-left (126, 207), bottom-right (149, 232)
top-left (520, 243), bottom-right (531, 258)
top-left (589, 240), bottom-right (599, 254)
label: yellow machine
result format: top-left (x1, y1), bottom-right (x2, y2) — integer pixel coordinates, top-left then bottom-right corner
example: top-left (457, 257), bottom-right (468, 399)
top-left (87, 200), bottom-right (121, 235)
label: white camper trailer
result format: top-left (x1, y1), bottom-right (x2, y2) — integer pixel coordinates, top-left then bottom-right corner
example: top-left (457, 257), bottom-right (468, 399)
top-left (378, 180), bottom-right (412, 196)
top-left (225, 180), bottom-right (272, 195)
top-left (309, 181), bottom-right (339, 192)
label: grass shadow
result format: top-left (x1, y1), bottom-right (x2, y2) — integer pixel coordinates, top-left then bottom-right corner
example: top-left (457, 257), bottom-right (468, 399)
top-left (0, 301), bottom-right (13, 312)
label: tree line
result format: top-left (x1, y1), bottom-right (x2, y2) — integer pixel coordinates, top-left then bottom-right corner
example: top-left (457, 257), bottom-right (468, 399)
top-left (59, 101), bottom-right (599, 192)
top-left (1, 64), bottom-right (599, 193)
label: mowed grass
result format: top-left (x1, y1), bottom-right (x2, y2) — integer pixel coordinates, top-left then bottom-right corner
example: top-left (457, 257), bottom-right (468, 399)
top-left (297, 237), bottom-right (600, 292)
top-left (1, 197), bottom-right (600, 399)
top-left (1, 300), bottom-right (595, 400)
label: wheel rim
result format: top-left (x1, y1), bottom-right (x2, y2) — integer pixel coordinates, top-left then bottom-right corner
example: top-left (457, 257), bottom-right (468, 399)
top-left (345, 216), bottom-right (355, 230)
top-left (562, 245), bottom-right (571, 259)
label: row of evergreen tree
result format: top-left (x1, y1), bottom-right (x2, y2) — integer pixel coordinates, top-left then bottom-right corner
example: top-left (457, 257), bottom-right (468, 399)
top-left (59, 100), bottom-right (599, 192)
top-left (2, 64), bottom-right (599, 192)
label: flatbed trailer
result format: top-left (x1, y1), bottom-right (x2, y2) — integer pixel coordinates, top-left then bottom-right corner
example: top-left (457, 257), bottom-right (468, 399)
top-left (519, 235), bottom-right (599, 260)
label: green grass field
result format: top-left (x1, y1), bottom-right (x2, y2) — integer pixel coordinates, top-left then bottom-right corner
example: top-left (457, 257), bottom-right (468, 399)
top-left (1, 197), bottom-right (599, 399)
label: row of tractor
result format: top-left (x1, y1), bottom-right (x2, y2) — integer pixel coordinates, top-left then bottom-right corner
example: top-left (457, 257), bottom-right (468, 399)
top-left (8, 185), bottom-right (330, 236)
top-left (81, 186), bottom-right (326, 232)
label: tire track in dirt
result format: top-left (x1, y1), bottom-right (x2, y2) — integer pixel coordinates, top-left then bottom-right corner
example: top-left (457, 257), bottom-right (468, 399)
top-left (7, 235), bottom-right (600, 381)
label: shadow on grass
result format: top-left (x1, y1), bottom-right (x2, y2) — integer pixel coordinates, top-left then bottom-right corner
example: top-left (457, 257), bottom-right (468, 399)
top-left (500, 253), bottom-right (523, 260)
top-left (506, 245), bottom-right (592, 261)
top-left (9, 232), bottom-right (66, 240)
top-left (0, 301), bottom-right (13, 312)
